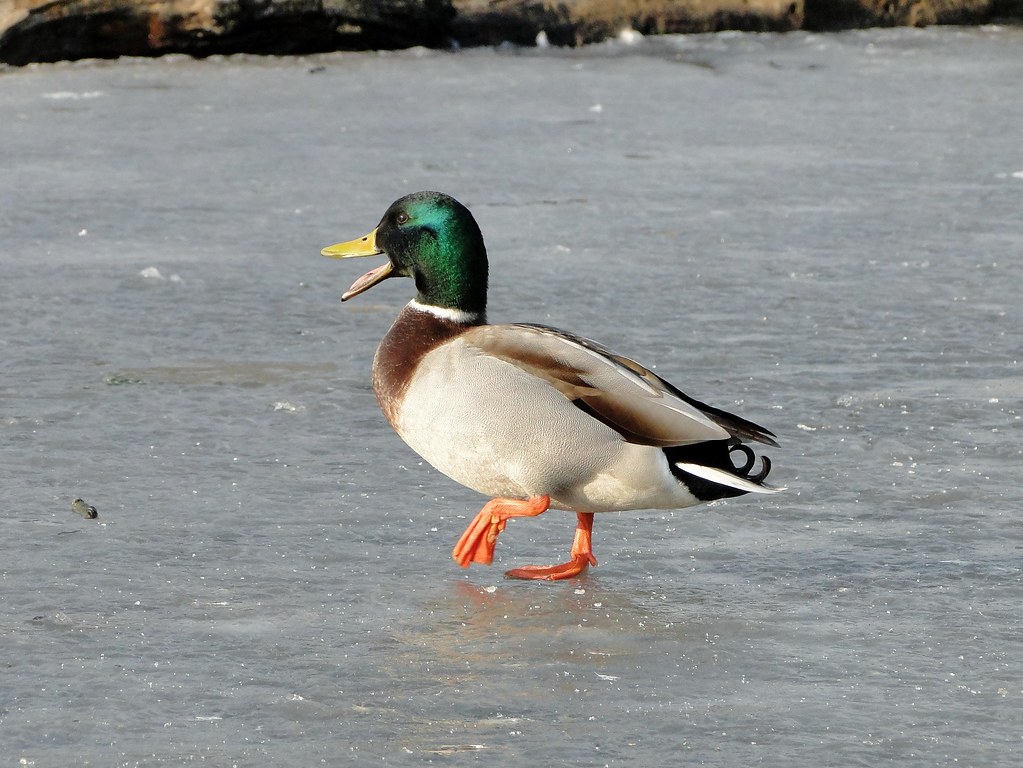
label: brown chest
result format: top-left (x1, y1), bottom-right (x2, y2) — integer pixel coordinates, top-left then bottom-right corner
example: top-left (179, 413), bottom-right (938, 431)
top-left (370, 306), bottom-right (472, 427)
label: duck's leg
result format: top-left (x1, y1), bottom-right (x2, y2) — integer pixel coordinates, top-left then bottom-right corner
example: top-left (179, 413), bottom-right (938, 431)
top-left (504, 512), bottom-right (597, 581)
top-left (452, 495), bottom-right (551, 568)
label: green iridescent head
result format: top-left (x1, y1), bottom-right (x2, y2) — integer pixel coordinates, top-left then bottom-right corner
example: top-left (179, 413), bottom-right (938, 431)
top-left (322, 191), bottom-right (489, 317)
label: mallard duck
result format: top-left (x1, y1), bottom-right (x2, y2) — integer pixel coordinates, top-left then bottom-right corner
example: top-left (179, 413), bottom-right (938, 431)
top-left (323, 191), bottom-right (780, 581)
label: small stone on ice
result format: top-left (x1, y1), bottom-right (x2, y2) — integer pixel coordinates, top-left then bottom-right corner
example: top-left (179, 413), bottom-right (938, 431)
top-left (71, 498), bottom-right (98, 519)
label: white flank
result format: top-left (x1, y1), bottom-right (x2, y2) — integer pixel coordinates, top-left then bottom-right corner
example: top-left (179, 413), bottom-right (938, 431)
top-left (674, 462), bottom-right (784, 494)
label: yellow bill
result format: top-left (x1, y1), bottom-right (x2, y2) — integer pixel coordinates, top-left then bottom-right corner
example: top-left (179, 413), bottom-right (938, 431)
top-left (321, 227), bottom-right (393, 301)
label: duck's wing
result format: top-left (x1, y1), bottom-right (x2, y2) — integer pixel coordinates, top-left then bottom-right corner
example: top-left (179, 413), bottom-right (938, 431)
top-left (460, 323), bottom-right (777, 448)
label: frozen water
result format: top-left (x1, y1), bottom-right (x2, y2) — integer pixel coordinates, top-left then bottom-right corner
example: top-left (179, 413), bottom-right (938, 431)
top-left (2, 26), bottom-right (1022, 766)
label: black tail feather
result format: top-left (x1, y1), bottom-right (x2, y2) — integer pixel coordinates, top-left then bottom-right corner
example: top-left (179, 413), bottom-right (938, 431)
top-left (666, 439), bottom-right (773, 501)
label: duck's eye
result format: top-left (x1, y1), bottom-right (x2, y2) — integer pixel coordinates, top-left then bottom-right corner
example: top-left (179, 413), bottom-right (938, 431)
top-left (395, 212), bottom-right (409, 225)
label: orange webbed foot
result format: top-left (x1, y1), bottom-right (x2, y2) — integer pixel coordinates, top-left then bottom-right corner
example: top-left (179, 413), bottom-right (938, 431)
top-left (452, 495), bottom-right (550, 568)
top-left (504, 553), bottom-right (596, 581)
top-left (504, 512), bottom-right (597, 581)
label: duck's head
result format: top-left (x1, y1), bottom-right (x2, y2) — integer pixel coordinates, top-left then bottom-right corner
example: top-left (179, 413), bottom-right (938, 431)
top-left (322, 191), bottom-right (488, 317)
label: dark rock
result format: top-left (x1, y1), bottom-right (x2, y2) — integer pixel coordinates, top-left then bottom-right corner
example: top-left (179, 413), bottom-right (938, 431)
top-left (0, 0), bottom-right (455, 66)
top-left (803, 0), bottom-right (994, 29)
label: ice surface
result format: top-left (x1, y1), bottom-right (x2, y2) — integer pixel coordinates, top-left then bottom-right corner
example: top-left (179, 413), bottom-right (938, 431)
top-left (2, 26), bottom-right (1022, 767)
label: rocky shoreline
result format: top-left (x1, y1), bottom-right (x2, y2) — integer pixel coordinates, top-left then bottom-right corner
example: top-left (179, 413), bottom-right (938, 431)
top-left (2, 0), bottom-right (1021, 66)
